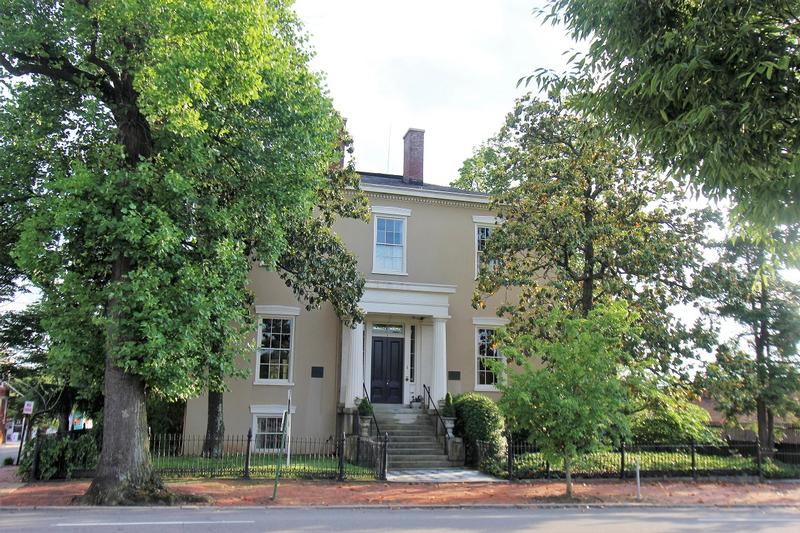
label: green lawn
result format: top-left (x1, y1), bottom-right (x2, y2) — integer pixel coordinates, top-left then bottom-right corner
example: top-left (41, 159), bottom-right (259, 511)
top-left (482, 450), bottom-right (800, 479)
top-left (153, 454), bottom-right (377, 480)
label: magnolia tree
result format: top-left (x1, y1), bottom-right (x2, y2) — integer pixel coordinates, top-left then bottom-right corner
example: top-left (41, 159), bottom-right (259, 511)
top-left (498, 302), bottom-right (636, 498)
top-left (0, 0), bottom-right (355, 504)
top-left (464, 96), bottom-right (712, 377)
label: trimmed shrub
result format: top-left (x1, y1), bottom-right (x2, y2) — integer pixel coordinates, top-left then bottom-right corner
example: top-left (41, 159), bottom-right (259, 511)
top-left (357, 397), bottom-right (373, 417)
top-left (18, 433), bottom-right (99, 480)
top-left (442, 392), bottom-right (455, 418)
top-left (3, 457), bottom-right (13, 466)
top-left (453, 392), bottom-right (505, 465)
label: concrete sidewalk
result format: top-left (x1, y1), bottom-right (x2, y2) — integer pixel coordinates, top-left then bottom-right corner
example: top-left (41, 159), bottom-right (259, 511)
top-left (1, 476), bottom-right (800, 507)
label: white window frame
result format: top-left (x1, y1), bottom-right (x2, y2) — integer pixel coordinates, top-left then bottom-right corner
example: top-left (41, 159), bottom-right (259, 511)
top-left (251, 414), bottom-right (284, 452)
top-left (473, 318), bottom-right (507, 392)
top-left (372, 207), bottom-right (410, 275)
top-left (250, 404), bottom-right (296, 453)
top-left (473, 215), bottom-right (501, 279)
top-left (254, 310), bottom-right (298, 386)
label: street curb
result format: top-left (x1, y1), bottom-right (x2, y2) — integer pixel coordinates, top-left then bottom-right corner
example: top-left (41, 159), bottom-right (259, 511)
top-left (1, 503), bottom-right (800, 511)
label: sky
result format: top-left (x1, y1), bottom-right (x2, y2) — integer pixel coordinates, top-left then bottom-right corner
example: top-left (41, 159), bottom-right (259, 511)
top-left (293, 0), bottom-right (579, 185)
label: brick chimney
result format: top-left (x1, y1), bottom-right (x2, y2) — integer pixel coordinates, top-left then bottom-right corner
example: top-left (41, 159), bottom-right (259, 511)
top-left (402, 128), bottom-right (425, 185)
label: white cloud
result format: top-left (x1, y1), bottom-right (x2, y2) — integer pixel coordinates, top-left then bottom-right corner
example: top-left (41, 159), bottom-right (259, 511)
top-left (294, 0), bottom-right (581, 185)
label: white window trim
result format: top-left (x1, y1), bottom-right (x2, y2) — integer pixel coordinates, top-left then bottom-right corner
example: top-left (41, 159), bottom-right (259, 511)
top-left (472, 215), bottom-right (502, 225)
top-left (250, 406), bottom-right (296, 452)
top-left (472, 316), bottom-right (509, 327)
top-left (254, 305), bottom-right (300, 316)
top-left (372, 214), bottom-right (408, 276)
top-left (251, 414), bottom-right (283, 453)
top-left (474, 325), bottom-right (505, 392)
top-left (474, 224), bottom-right (493, 279)
top-left (473, 216), bottom-right (503, 279)
top-left (372, 205), bottom-right (412, 217)
top-left (253, 315), bottom-right (296, 386)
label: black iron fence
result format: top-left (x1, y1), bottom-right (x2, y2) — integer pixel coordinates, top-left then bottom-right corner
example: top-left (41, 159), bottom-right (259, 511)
top-left (150, 432), bottom-right (387, 480)
top-left (476, 438), bottom-right (800, 480)
top-left (21, 431), bottom-right (387, 481)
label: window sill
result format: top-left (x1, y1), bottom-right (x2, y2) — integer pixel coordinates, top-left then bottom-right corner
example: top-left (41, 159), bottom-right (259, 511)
top-left (253, 380), bottom-right (295, 386)
top-left (474, 385), bottom-right (500, 392)
top-left (371, 270), bottom-right (408, 276)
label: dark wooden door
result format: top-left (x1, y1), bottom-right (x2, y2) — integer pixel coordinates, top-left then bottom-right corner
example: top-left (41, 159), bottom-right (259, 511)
top-left (370, 337), bottom-right (404, 404)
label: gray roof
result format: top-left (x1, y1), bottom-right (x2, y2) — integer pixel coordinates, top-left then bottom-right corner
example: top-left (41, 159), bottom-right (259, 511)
top-left (358, 172), bottom-right (487, 197)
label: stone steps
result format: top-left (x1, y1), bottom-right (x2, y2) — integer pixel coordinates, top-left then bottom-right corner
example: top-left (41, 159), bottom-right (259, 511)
top-left (373, 405), bottom-right (457, 469)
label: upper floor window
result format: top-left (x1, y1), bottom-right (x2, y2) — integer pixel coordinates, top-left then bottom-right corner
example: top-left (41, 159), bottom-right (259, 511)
top-left (473, 215), bottom-right (501, 278)
top-left (255, 315), bottom-right (295, 384)
top-left (476, 226), bottom-right (493, 274)
top-left (372, 206), bottom-right (411, 275)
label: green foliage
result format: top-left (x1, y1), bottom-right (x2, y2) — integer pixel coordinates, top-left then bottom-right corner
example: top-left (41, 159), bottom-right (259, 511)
top-left (2, 457), bottom-right (12, 466)
top-left (18, 433), bottom-right (99, 480)
top-left (498, 303), bottom-right (636, 469)
top-left (357, 397), bottom-right (373, 417)
top-left (146, 396), bottom-right (185, 436)
top-left (442, 392), bottom-right (455, 418)
top-left (532, 0), bottom-right (800, 225)
top-left (698, 231), bottom-right (800, 444)
top-left (453, 392), bottom-right (505, 465)
top-left (630, 402), bottom-right (721, 445)
top-left (0, 1), bottom-right (357, 400)
top-left (451, 142), bottom-right (515, 196)
top-left (473, 96), bottom-right (712, 376)
top-left (0, 0), bottom-right (366, 497)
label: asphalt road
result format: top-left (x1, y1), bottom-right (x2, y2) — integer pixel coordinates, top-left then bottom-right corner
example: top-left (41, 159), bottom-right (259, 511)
top-left (1, 507), bottom-right (799, 533)
top-left (0, 443), bottom-right (20, 465)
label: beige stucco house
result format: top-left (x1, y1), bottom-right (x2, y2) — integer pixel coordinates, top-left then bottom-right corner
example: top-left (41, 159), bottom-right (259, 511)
top-left (184, 129), bottom-right (508, 447)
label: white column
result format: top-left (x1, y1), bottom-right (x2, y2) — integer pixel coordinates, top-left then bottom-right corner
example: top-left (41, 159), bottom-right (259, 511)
top-left (431, 317), bottom-right (447, 404)
top-left (341, 321), bottom-right (364, 408)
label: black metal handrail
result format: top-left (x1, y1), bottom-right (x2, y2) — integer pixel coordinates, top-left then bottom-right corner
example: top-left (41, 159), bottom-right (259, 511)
top-left (423, 384), bottom-right (449, 454)
top-left (362, 383), bottom-right (382, 437)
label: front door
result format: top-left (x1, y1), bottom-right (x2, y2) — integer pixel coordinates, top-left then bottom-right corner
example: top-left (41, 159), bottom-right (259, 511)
top-left (370, 337), bottom-right (404, 404)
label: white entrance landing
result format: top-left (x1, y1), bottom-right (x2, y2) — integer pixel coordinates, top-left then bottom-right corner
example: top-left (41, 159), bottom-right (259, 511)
top-left (386, 468), bottom-right (500, 483)
top-left (340, 280), bottom-right (455, 408)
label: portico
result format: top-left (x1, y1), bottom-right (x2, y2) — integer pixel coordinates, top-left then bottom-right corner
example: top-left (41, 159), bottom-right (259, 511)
top-left (340, 280), bottom-right (454, 409)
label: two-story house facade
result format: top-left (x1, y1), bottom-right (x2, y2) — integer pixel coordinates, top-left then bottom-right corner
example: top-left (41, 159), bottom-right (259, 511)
top-left (183, 129), bottom-right (508, 444)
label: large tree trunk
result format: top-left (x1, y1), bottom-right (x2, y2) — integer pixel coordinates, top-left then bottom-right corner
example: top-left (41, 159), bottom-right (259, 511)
top-left (84, 256), bottom-right (165, 505)
top-left (580, 184), bottom-right (595, 317)
top-left (202, 388), bottom-right (225, 457)
top-left (564, 452), bottom-right (573, 498)
top-left (85, 96), bottom-right (165, 504)
top-left (56, 387), bottom-right (75, 437)
top-left (754, 253), bottom-right (773, 456)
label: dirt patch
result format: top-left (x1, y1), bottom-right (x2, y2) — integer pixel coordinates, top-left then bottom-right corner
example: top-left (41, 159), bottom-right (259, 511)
top-left (0, 467), bottom-right (19, 484)
top-left (2, 478), bottom-right (800, 507)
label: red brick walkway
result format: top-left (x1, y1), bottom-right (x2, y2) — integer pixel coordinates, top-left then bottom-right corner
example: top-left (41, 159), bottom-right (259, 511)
top-left (1, 478), bottom-right (799, 507)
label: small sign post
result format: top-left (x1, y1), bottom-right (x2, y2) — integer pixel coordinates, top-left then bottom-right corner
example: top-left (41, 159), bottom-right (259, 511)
top-left (16, 401), bottom-right (34, 465)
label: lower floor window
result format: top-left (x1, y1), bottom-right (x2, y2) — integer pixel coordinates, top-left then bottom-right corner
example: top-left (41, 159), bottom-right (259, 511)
top-left (254, 415), bottom-right (283, 451)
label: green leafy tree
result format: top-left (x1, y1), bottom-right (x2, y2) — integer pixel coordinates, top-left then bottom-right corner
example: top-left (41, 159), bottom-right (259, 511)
top-left (474, 96), bottom-right (712, 377)
top-left (532, 1), bottom-right (800, 225)
top-left (700, 232), bottom-right (800, 451)
top-left (201, 138), bottom-right (368, 456)
top-left (1, 0), bottom-right (351, 503)
top-left (498, 302), bottom-right (636, 497)
top-left (451, 142), bottom-right (515, 196)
